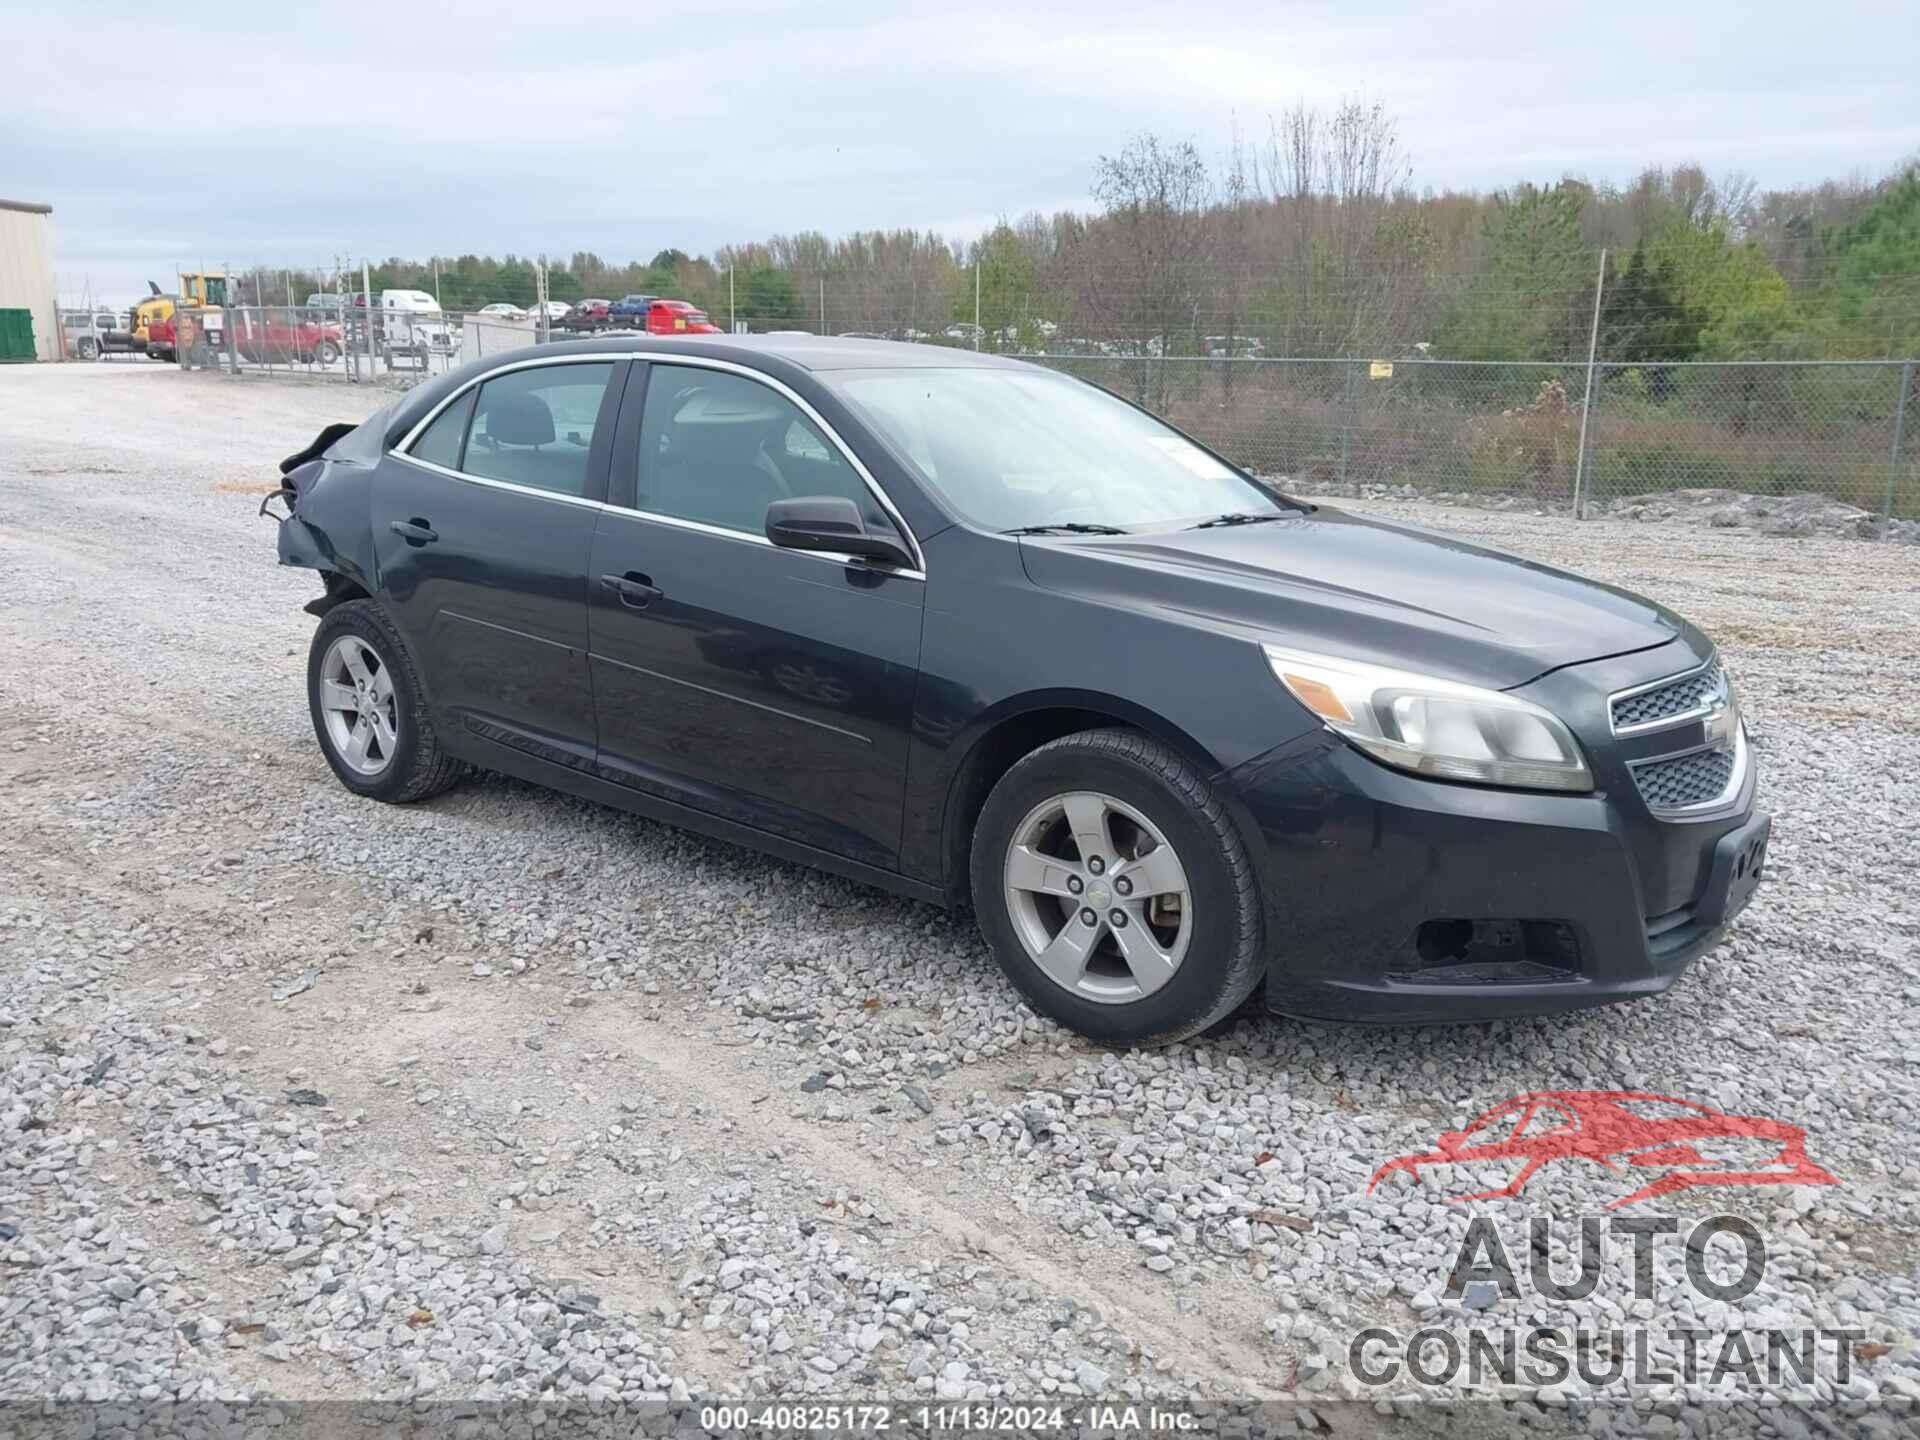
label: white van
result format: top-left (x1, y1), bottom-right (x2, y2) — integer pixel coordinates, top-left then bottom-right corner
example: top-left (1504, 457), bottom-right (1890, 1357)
top-left (377, 289), bottom-right (451, 361)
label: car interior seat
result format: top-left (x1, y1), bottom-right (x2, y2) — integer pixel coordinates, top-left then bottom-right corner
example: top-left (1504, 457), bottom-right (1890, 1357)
top-left (644, 390), bottom-right (794, 532)
top-left (473, 391), bottom-right (574, 490)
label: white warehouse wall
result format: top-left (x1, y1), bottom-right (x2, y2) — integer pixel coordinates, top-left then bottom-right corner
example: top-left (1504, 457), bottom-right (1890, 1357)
top-left (0, 201), bottom-right (59, 361)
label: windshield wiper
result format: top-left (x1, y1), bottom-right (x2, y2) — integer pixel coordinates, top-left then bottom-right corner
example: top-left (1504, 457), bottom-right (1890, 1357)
top-left (1189, 512), bottom-right (1288, 529)
top-left (1001, 522), bottom-right (1129, 536)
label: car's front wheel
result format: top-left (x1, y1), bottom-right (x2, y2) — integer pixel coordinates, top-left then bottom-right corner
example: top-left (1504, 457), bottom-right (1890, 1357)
top-left (970, 729), bottom-right (1264, 1047)
top-left (313, 339), bottom-right (340, 366)
top-left (307, 600), bottom-right (466, 803)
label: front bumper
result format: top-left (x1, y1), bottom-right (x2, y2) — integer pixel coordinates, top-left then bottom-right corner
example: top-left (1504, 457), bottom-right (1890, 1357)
top-left (1225, 727), bottom-right (1765, 1024)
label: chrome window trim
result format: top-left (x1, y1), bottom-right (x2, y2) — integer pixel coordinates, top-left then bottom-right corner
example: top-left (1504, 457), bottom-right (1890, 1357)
top-left (1608, 655), bottom-right (1726, 737)
top-left (391, 452), bottom-right (608, 510)
top-left (612, 353), bottom-right (926, 574)
top-left (393, 351), bottom-right (627, 454)
top-left (596, 504), bottom-right (926, 583)
top-left (1629, 723), bottom-right (1749, 818)
top-left (390, 349), bottom-right (927, 576)
top-left (387, 455), bottom-right (925, 581)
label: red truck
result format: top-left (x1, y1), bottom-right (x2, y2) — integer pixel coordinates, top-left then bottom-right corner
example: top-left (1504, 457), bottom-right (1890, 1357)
top-left (645, 299), bottom-right (721, 335)
top-left (150, 309), bottom-right (344, 365)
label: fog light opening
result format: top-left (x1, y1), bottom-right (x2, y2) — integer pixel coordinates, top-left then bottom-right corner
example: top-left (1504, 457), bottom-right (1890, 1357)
top-left (1403, 919), bottom-right (1583, 986)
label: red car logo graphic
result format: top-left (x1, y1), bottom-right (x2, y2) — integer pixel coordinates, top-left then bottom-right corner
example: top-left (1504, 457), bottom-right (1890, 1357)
top-left (1368, 1090), bottom-right (1839, 1209)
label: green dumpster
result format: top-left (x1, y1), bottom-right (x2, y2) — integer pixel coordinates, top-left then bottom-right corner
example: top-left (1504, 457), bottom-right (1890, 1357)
top-left (0, 308), bottom-right (35, 362)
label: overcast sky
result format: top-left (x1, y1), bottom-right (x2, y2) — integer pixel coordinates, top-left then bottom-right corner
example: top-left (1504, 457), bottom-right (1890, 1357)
top-left (10, 0), bottom-right (1917, 306)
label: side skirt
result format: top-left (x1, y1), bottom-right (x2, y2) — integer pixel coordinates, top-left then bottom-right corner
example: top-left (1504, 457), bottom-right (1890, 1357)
top-left (442, 726), bottom-right (948, 909)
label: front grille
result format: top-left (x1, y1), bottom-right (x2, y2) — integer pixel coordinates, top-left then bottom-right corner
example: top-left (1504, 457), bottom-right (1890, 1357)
top-left (1632, 747), bottom-right (1736, 810)
top-left (1612, 661), bottom-right (1723, 731)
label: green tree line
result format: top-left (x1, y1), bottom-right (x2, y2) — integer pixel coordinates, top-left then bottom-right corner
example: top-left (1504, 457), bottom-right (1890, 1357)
top-left (238, 110), bottom-right (1919, 362)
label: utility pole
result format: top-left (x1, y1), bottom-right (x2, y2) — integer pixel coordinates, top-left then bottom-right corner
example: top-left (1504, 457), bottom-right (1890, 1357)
top-left (728, 266), bottom-right (736, 333)
top-left (433, 257), bottom-right (442, 311)
top-left (974, 263), bottom-right (982, 350)
top-left (820, 276), bottom-right (826, 337)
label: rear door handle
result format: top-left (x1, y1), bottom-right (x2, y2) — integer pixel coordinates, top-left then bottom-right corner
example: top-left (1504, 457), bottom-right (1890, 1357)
top-left (600, 572), bottom-right (662, 608)
top-left (389, 518), bottom-right (438, 545)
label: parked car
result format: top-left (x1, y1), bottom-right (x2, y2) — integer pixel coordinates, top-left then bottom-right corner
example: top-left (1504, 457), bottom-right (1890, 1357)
top-left (531, 300), bottom-right (572, 322)
top-left (227, 308), bottom-right (344, 365)
top-left (609, 293), bottom-right (657, 322)
top-left (644, 299), bottom-right (720, 335)
top-left (943, 323), bottom-right (985, 344)
top-left (59, 308), bottom-right (117, 360)
top-left (477, 303), bottom-right (527, 320)
top-left (268, 336), bottom-right (1767, 1047)
top-left (558, 299), bottom-right (611, 332)
top-left (1203, 335), bottom-right (1267, 359)
top-left (305, 294), bottom-right (347, 316)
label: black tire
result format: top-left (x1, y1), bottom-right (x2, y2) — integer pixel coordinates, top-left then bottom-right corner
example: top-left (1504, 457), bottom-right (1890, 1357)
top-left (306, 599), bottom-right (466, 803)
top-left (969, 728), bottom-right (1264, 1047)
top-left (314, 339), bottom-right (340, 366)
top-left (75, 338), bottom-right (97, 361)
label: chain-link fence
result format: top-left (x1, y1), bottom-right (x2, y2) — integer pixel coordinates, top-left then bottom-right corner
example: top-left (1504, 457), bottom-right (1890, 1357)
top-left (1033, 355), bottom-right (1920, 519)
top-left (161, 301), bottom-right (1918, 520)
top-left (168, 303), bottom-right (520, 384)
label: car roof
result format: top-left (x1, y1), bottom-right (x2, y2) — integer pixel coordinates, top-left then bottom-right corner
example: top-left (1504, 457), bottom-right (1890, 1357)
top-left (381, 334), bottom-right (1035, 445)
top-left (516, 333), bottom-right (1030, 373)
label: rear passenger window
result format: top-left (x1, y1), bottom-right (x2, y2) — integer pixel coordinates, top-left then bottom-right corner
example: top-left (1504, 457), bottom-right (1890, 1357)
top-left (636, 365), bottom-right (884, 535)
top-left (409, 390), bottom-right (475, 470)
top-left (462, 363), bottom-right (615, 498)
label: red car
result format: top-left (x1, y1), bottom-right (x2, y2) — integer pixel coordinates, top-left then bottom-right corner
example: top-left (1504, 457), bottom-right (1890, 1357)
top-left (645, 299), bottom-right (720, 336)
top-left (1368, 1090), bottom-right (1839, 1208)
top-left (559, 299), bottom-right (611, 331)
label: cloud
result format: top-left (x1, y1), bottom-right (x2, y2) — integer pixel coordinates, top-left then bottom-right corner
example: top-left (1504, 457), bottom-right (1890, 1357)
top-left (11, 0), bottom-right (1915, 306)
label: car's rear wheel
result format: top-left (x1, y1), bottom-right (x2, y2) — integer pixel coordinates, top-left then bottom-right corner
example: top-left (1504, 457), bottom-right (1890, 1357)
top-left (307, 600), bottom-right (465, 803)
top-left (75, 337), bottom-right (97, 360)
top-left (314, 339), bottom-right (340, 366)
top-left (969, 728), bottom-right (1263, 1047)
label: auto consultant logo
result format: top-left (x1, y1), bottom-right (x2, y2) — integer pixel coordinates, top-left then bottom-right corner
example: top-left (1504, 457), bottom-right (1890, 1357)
top-left (1345, 1214), bottom-right (1881, 1395)
top-left (1367, 1090), bottom-right (1839, 1208)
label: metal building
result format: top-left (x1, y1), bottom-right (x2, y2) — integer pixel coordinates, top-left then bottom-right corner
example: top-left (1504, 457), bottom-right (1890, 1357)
top-left (0, 198), bottom-right (58, 362)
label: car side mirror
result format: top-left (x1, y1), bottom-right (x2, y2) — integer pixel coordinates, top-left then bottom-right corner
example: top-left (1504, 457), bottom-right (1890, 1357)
top-left (766, 495), bottom-right (913, 569)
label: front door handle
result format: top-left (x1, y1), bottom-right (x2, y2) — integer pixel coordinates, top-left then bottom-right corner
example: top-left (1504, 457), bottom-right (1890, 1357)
top-left (389, 518), bottom-right (438, 545)
top-left (600, 572), bottom-right (662, 608)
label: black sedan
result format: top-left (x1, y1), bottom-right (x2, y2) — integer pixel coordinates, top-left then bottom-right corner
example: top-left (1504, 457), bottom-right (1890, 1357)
top-left (269, 336), bottom-right (1768, 1046)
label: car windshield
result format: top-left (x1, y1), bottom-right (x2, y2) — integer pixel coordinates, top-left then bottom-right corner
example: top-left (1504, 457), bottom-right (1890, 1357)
top-left (826, 367), bottom-right (1285, 532)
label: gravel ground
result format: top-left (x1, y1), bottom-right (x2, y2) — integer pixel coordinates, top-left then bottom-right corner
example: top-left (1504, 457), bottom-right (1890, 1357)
top-left (1, 363), bottom-right (1916, 1434)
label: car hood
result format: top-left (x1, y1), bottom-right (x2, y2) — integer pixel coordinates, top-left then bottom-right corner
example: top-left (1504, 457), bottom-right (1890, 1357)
top-left (1017, 507), bottom-right (1695, 690)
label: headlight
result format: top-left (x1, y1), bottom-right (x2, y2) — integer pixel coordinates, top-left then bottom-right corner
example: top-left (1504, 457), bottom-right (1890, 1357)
top-left (1263, 645), bottom-right (1593, 793)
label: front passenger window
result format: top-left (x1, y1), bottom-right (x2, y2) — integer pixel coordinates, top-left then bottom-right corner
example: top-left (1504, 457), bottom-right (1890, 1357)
top-left (636, 365), bottom-right (889, 536)
top-left (462, 362), bottom-right (615, 498)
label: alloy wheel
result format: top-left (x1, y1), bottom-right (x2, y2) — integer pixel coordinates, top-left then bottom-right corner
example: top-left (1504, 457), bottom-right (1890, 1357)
top-left (317, 635), bottom-right (400, 776)
top-left (1002, 790), bottom-right (1192, 1004)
